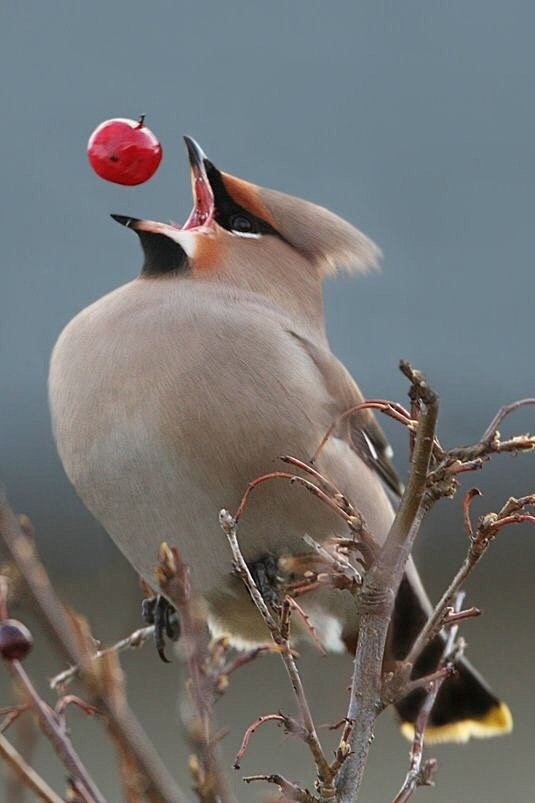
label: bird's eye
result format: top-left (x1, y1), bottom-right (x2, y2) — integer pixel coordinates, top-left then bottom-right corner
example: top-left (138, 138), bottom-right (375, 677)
top-left (229, 214), bottom-right (254, 234)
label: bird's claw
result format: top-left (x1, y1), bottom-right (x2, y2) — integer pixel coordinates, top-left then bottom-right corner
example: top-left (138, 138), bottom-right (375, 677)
top-left (141, 595), bottom-right (180, 662)
top-left (248, 554), bottom-right (282, 607)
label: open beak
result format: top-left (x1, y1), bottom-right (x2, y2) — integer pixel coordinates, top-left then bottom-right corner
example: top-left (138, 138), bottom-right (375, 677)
top-left (182, 136), bottom-right (215, 230)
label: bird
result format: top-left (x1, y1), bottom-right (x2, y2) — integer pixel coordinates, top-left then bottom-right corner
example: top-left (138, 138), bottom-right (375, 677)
top-left (49, 135), bottom-right (512, 743)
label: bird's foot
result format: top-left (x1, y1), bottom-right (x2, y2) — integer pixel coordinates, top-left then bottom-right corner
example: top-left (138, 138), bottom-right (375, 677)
top-left (247, 554), bottom-right (282, 608)
top-left (141, 595), bottom-right (180, 663)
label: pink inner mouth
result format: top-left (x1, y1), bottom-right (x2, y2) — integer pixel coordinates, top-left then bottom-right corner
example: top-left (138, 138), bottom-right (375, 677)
top-left (182, 174), bottom-right (215, 230)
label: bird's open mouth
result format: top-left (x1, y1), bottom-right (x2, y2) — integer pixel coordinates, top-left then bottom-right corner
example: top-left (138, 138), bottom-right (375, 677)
top-left (181, 136), bottom-right (215, 230)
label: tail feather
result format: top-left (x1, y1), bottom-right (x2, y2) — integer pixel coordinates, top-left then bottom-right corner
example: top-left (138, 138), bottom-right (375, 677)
top-left (390, 576), bottom-right (512, 744)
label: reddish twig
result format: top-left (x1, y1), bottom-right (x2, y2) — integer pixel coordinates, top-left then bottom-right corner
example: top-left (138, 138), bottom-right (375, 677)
top-left (310, 400), bottom-right (415, 464)
top-left (235, 470), bottom-right (358, 534)
top-left (481, 398), bottom-right (535, 442)
top-left (400, 664), bottom-right (457, 700)
top-left (234, 713), bottom-right (296, 769)
top-left (0, 704), bottom-right (30, 734)
top-left (302, 534), bottom-right (362, 589)
top-left (442, 606), bottom-right (481, 626)
top-left (392, 593), bottom-right (465, 803)
top-left (463, 488), bottom-right (482, 536)
top-left (243, 773), bottom-right (317, 801)
top-left (280, 455), bottom-right (351, 503)
top-left (281, 456), bottom-right (377, 562)
top-left (285, 595), bottom-right (326, 655)
top-left (220, 511), bottom-right (335, 800)
top-left (405, 496), bottom-right (535, 669)
top-left (216, 644), bottom-right (286, 690)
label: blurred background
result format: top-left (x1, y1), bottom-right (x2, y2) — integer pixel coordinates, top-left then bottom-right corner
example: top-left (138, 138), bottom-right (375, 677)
top-left (1, 1), bottom-right (534, 800)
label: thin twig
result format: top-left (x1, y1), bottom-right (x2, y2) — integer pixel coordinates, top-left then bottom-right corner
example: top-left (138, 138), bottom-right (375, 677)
top-left (481, 398), bottom-right (535, 442)
top-left (392, 593), bottom-right (465, 803)
top-left (0, 731), bottom-right (65, 803)
top-left (405, 496), bottom-right (535, 669)
top-left (5, 659), bottom-right (105, 803)
top-left (463, 488), bottom-right (482, 536)
top-left (235, 470), bottom-right (365, 537)
top-left (156, 543), bottom-right (234, 803)
top-left (442, 606), bottom-right (481, 627)
top-left (400, 665), bottom-right (457, 700)
top-left (302, 534), bottom-right (362, 588)
top-left (281, 456), bottom-right (377, 562)
top-left (0, 704), bottom-right (30, 734)
top-left (233, 713), bottom-right (293, 769)
top-left (50, 625), bottom-right (155, 690)
top-left (285, 596), bottom-right (326, 655)
top-left (310, 400), bottom-right (415, 464)
top-left (220, 511), bottom-right (335, 800)
top-left (243, 773), bottom-right (317, 802)
top-left (0, 492), bottom-right (187, 803)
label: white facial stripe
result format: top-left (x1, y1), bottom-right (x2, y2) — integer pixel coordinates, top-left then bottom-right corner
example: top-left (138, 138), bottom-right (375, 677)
top-left (230, 231), bottom-right (262, 239)
top-left (164, 227), bottom-right (214, 258)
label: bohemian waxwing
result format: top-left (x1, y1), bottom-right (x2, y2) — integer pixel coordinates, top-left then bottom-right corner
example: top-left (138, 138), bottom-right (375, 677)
top-left (49, 136), bottom-right (511, 743)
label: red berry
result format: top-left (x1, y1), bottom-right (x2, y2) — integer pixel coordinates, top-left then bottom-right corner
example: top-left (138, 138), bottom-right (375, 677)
top-left (87, 115), bottom-right (162, 185)
top-left (0, 619), bottom-right (33, 661)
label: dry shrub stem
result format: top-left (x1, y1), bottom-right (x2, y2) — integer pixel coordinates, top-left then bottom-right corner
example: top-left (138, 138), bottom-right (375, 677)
top-left (156, 543), bottom-right (235, 803)
top-left (1, 362), bottom-right (533, 802)
top-left (221, 512), bottom-right (334, 801)
top-left (220, 361), bottom-right (533, 801)
top-left (5, 658), bottom-right (105, 802)
top-left (0, 731), bottom-right (65, 803)
top-left (335, 364), bottom-right (439, 802)
top-left (0, 493), bottom-right (188, 803)
top-left (392, 592), bottom-right (465, 803)
top-left (50, 624), bottom-right (155, 691)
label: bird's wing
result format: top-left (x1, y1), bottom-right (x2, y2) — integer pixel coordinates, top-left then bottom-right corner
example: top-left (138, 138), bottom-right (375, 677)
top-left (288, 331), bottom-right (404, 498)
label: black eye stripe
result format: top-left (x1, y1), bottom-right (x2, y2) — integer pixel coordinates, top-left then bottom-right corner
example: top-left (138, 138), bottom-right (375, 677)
top-left (204, 161), bottom-right (279, 237)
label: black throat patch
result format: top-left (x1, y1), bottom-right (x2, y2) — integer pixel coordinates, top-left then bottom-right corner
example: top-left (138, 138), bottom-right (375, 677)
top-left (111, 215), bottom-right (188, 276)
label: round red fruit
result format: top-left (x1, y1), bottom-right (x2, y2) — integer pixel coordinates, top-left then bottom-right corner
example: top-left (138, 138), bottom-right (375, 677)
top-left (87, 115), bottom-right (162, 185)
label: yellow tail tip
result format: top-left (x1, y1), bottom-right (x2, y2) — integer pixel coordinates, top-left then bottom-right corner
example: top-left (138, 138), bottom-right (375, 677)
top-left (400, 702), bottom-right (513, 744)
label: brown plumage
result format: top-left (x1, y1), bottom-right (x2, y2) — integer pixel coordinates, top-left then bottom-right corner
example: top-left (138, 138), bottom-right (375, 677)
top-left (49, 136), bottom-right (511, 742)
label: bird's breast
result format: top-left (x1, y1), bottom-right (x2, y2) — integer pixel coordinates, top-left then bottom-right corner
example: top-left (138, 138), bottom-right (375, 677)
top-left (48, 279), bottom-right (344, 597)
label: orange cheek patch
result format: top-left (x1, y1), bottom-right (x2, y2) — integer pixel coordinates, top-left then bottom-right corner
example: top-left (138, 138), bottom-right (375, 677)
top-left (192, 231), bottom-right (225, 272)
top-left (221, 173), bottom-right (277, 228)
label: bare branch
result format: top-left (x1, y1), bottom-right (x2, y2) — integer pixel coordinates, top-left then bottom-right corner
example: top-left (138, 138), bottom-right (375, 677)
top-left (0, 732), bottom-right (65, 803)
top-left (5, 659), bottom-right (106, 802)
top-left (0, 492), bottom-right (188, 803)
top-left (302, 534), bottom-right (363, 588)
top-left (481, 398), bottom-right (535, 442)
top-left (50, 625), bottom-right (155, 690)
top-left (336, 362), bottom-right (439, 803)
top-left (220, 510), bottom-right (335, 800)
top-left (392, 593), bottom-right (465, 803)
top-left (243, 773), bottom-right (318, 802)
top-left (405, 494), bottom-right (535, 669)
top-left (463, 488), bottom-right (482, 536)
top-left (442, 606), bottom-right (481, 627)
top-left (156, 543), bottom-right (234, 803)
top-left (234, 713), bottom-right (299, 769)
top-left (310, 399), bottom-right (416, 465)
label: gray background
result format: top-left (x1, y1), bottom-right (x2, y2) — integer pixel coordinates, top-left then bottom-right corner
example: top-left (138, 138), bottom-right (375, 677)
top-left (1, 1), bottom-right (534, 800)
